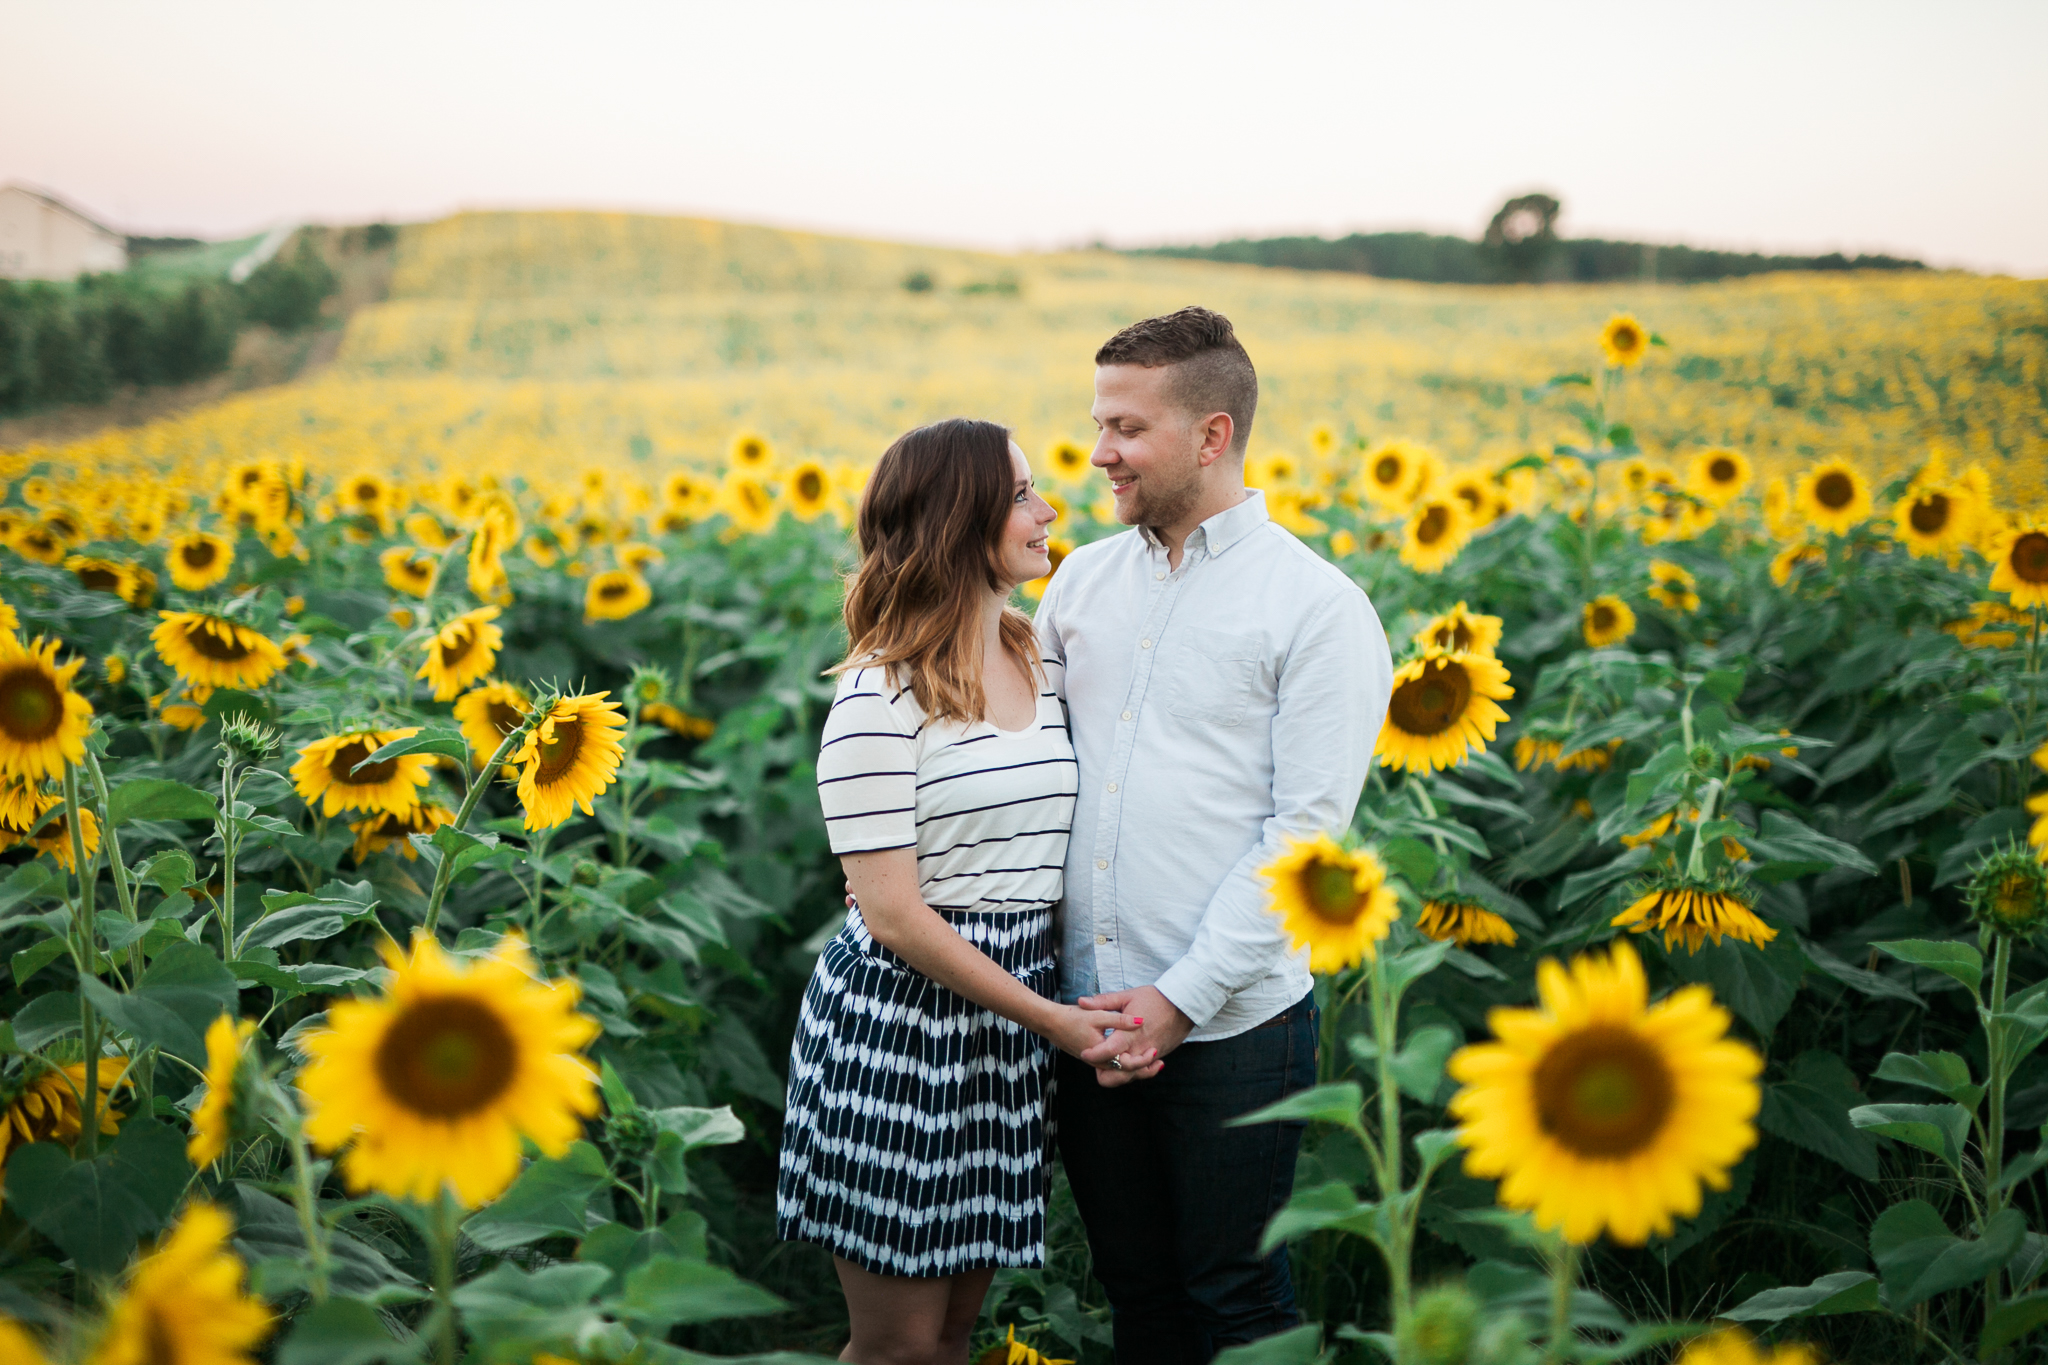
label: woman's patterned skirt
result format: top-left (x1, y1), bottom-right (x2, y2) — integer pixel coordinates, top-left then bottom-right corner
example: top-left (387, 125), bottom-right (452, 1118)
top-left (776, 902), bottom-right (1057, 1277)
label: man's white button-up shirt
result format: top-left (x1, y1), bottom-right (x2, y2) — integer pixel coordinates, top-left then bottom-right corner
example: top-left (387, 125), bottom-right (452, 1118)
top-left (1035, 489), bottom-right (1394, 1042)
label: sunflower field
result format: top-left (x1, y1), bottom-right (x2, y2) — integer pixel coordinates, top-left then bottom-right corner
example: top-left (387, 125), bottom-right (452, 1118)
top-left (0, 210), bottom-right (2046, 1365)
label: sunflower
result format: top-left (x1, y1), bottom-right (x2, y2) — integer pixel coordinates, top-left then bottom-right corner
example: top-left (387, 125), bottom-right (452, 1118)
top-left (1599, 314), bottom-right (1650, 368)
top-left (1675, 1328), bottom-right (1816, 1365)
top-left (1612, 877), bottom-right (1777, 953)
top-left (454, 682), bottom-right (531, 770)
top-left (188, 1015), bottom-right (257, 1167)
top-left (719, 472), bottom-right (779, 534)
top-left (338, 469), bottom-right (395, 531)
top-left (515, 693), bottom-right (628, 830)
top-left (1684, 449), bottom-right (1750, 507)
top-left (1646, 561), bottom-right (1700, 612)
top-left (1990, 523), bottom-right (2048, 610)
top-left (11, 521), bottom-right (68, 565)
top-left (974, 1323), bottom-right (1075, 1365)
top-left (350, 803), bottom-right (454, 862)
top-left (166, 530), bottom-right (235, 592)
top-left (728, 430), bottom-right (776, 473)
top-left (1259, 833), bottom-right (1398, 973)
top-left (1446, 468), bottom-right (1495, 523)
top-left (1400, 496), bottom-right (1472, 573)
top-left (1446, 938), bottom-right (1762, 1245)
top-left (1249, 452), bottom-right (1302, 490)
top-left (151, 612), bottom-right (286, 693)
top-left (1418, 897), bottom-right (1518, 947)
top-left (0, 636), bottom-right (93, 782)
top-left (1328, 529), bottom-right (1358, 557)
top-left (1266, 489), bottom-right (1327, 536)
top-left (0, 1318), bottom-right (48, 1365)
top-left (299, 932), bottom-right (600, 1206)
top-left (1359, 440), bottom-right (1426, 510)
top-left (1, 1057), bottom-right (127, 1195)
top-left (642, 702), bottom-right (716, 739)
top-left (0, 599), bottom-right (17, 634)
top-left (1019, 538), bottom-right (1073, 602)
top-left (1639, 494), bottom-right (1715, 546)
top-left (661, 469), bottom-right (716, 515)
top-left (617, 541), bottom-right (664, 573)
top-left (1376, 651), bottom-right (1515, 774)
top-left (1620, 810), bottom-right (1678, 848)
top-left (1045, 440), bottom-right (1091, 483)
top-left (1581, 596), bottom-right (1636, 648)
top-left (1946, 600), bottom-right (2027, 650)
top-left (65, 555), bottom-right (140, 604)
top-left (415, 606), bottom-right (503, 701)
top-left (403, 511), bottom-right (453, 550)
top-left (92, 1201), bottom-right (270, 1365)
top-left (784, 461), bottom-right (837, 522)
top-left (30, 800), bottom-right (99, 872)
top-left (466, 518), bottom-right (512, 603)
top-left (1413, 602), bottom-right (1503, 657)
top-left (1768, 542), bottom-right (1825, 588)
top-left (585, 570), bottom-right (653, 622)
top-left (1760, 476), bottom-right (1798, 539)
top-left (380, 545), bottom-right (440, 598)
top-left (1794, 458), bottom-right (1871, 536)
top-left (290, 728), bottom-right (432, 817)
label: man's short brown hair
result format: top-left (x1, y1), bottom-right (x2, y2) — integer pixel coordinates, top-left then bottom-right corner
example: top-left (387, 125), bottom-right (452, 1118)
top-left (1095, 306), bottom-right (1257, 455)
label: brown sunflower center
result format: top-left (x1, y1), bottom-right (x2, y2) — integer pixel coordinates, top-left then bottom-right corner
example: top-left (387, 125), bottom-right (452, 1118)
top-left (1532, 1024), bottom-right (1675, 1158)
top-left (1814, 471), bottom-right (1854, 510)
top-left (1612, 325), bottom-right (1640, 351)
top-left (184, 622), bottom-right (253, 662)
top-left (535, 718), bottom-right (586, 784)
top-left (1389, 662), bottom-right (1472, 737)
top-left (0, 667), bottom-right (65, 743)
top-left (1373, 456), bottom-right (1403, 486)
top-left (1431, 621), bottom-right (1475, 651)
top-left (795, 470), bottom-right (824, 501)
top-left (740, 441), bottom-right (763, 462)
top-left (181, 540), bottom-right (217, 569)
top-left (1708, 456), bottom-right (1738, 484)
top-left (1592, 604), bottom-right (1617, 633)
top-left (438, 627), bottom-right (479, 669)
top-left (597, 580), bottom-right (629, 601)
top-left (486, 701), bottom-right (524, 735)
top-left (1909, 494), bottom-right (1951, 535)
top-left (353, 481), bottom-right (380, 504)
top-left (76, 565), bottom-right (121, 592)
top-left (334, 739), bottom-right (397, 786)
top-left (1455, 485), bottom-right (1486, 512)
top-left (1415, 504), bottom-right (1451, 546)
top-left (373, 995), bottom-right (517, 1118)
top-left (2010, 532), bottom-right (2048, 584)
top-left (1297, 860), bottom-right (1367, 924)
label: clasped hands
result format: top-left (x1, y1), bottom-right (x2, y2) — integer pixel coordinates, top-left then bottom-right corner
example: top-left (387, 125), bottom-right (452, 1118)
top-left (1068, 984), bottom-right (1192, 1088)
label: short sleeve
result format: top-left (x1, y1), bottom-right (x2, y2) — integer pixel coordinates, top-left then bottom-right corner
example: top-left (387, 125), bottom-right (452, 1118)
top-left (817, 672), bottom-right (918, 854)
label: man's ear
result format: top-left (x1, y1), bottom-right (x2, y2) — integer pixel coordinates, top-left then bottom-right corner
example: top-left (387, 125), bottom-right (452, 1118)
top-left (1194, 412), bottom-right (1235, 467)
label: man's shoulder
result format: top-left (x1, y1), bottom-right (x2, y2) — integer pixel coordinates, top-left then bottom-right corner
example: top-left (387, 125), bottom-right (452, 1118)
top-left (1062, 528), bottom-right (1139, 573)
top-left (1244, 521), bottom-right (1367, 602)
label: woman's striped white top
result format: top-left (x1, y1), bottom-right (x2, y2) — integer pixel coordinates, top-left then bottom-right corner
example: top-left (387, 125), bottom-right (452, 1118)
top-left (818, 661), bottom-right (1077, 910)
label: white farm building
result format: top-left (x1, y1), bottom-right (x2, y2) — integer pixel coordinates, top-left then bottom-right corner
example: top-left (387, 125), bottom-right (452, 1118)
top-left (0, 184), bottom-right (127, 280)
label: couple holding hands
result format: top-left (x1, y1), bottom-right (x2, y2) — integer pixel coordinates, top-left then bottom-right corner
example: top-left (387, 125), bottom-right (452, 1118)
top-left (776, 307), bottom-right (1394, 1364)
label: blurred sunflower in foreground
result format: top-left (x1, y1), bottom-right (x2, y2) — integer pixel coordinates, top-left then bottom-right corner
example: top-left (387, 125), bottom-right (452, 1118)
top-left (91, 1202), bottom-right (269, 1365)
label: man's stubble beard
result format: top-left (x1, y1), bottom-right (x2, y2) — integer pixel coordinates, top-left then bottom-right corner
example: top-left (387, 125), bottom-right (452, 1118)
top-left (1117, 449), bottom-right (1205, 533)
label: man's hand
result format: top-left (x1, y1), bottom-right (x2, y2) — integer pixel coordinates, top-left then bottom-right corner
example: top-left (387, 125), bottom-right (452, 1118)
top-left (1078, 985), bottom-right (1193, 1087)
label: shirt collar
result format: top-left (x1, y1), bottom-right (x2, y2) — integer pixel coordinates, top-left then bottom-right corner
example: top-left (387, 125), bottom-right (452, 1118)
top-left (1140, 488), bottom-right (1269, 558)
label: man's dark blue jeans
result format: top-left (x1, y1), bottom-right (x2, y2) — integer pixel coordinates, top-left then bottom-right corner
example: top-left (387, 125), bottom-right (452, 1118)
top-left (1056, 993), bottom-right (1318, 1364)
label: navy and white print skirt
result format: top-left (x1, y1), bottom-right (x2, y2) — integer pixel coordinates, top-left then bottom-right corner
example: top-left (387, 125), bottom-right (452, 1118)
top-left (777, 902), bottom-right (1057, 1277)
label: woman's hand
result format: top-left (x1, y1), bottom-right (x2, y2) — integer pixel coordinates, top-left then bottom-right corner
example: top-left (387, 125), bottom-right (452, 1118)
top-left (1045, 1005), bottom-right (1164, 1079)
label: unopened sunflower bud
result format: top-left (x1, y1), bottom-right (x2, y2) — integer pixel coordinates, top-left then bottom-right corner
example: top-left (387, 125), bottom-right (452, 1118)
top-left (220, 712), bottom-right (281, 760)
top-left (573, 859), bottom-right (602, 887)
top-left (1967, 841), bottom-right (2048, 940)
top-left (605, 1108), bottom-right (658, 1160)
top-left (1401, 1282), bottom-right (1480, 1365)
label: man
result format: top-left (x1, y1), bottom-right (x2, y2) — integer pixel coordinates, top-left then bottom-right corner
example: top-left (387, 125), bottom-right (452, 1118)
top-left (1035, 307), bottom-right (1393, 1360)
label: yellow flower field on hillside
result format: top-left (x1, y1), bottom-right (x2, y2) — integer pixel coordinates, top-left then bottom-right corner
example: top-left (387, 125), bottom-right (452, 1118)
top-left (14, 209), bottom-right (2046, 507)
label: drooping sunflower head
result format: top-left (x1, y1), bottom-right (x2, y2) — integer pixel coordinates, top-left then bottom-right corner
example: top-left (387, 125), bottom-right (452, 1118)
top-left (642, 701), bottom-right (716, 739)
top-left (1965, 842), bottom-right (2048, 939)
top-left (1794, 458), bottom-right (1872, 537)
top-left (64, 555), bottom-right (136, 602)
top-left (720, 472), bottom-right (779, 534)
top-left (151, 612), bottom-right (287, 692)
top-left (349, 802), bottom-right (454, 863)
top-left (188, 1015), bottom-right (259, 1168)
top-left (289, 727), bottom-right (433, 818)
top-left (298, 932), bottom-right (601, 1206)
top-left (1375, 651), bottom-right (1515, 774)
top-left (0, 636), bottom-right (92, 784)
top-left (453, 682), bottom-right (532, 771)
top-left (1581, 595), bottom-right (1636, 648)
top-left (728, 430), bottom-right (776, 473)
top-left (585, 569), bottom-right (653, 622)
top-left (1447, 937), bottom-right (1763, 1245)
top-left (1413, 601), bottom-right (1504, 657)
top-left (1418, 897), bottom-right (1518, 947)
top-left (380, 545), bottom-right (440, 598)
top-left (31, 801), bottom-right (100, 872)
top-left (514, 692), bottom-right (629, 831)
top-left (1400, 497), bottom-right (1472, 574)
top-left (1599, 314), bottom-right (1650, 369)
top-left (93, 1201), bottom-right (270, 1365)
top-left (1611, 875), bottom-right (1775, 954)
top-left (1259, 833), bottom-right (1399, 974)
top-left (1990, 523), bottom-right (2048, 610)
top-left (415, 606), bottom-right (503, 701)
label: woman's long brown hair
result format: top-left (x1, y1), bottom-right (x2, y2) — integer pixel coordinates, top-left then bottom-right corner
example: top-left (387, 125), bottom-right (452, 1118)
top-left (833, 418), bottom-right (1041, 724)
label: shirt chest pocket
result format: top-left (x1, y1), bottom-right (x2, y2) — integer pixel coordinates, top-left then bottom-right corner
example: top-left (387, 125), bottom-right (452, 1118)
top-left (1164, 626), bottom-right (1263, 727)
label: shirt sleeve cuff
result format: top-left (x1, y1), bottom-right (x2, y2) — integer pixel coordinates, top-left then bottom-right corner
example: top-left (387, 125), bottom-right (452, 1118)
top-left (1154, 960), bottom-right (1228, 1028)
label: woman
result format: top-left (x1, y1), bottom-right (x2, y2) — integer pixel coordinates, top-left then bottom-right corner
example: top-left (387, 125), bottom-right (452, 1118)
top-left (778, 418), bottom-right (1155, 1363)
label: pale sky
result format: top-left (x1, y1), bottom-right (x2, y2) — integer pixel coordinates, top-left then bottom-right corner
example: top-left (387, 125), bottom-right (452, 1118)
top-left (5, 0), bottom-right (2044, 276)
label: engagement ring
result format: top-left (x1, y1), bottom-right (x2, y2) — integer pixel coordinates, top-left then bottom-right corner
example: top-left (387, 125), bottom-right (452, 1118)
top-left (1109, 1055), bottom-right (1124, 1071)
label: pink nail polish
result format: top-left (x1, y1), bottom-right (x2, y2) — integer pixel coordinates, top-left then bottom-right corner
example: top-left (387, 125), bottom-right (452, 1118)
top-left (1132, 1017), bottom-right (1144, 1026)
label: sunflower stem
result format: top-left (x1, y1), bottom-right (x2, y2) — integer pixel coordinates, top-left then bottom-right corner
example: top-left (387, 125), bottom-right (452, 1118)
top-left (82, 747), bottom-right (143, 977)
top-left (429, 1192), bottom-right (460, 1365)
top-left (422, 720), bottom-right (533, 939)
top-left (279, 1093), bottom-right (333, 1303)
top-left (1368, 948), bottom-right (1414, 1339)
top-left (1543, 1240), bottom-right (1580, 1365)
top-left (1984, 932), bottom-right (2013, 1309)
top-left (217, 747), bottom-right (242, 954)
top-left (1684, 779), bottom-right (1722, 881)
top-left (63, 763), bottom-right (102, 1158)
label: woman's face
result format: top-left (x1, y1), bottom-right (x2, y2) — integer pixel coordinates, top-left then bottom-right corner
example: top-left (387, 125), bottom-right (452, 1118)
top-left (995, 440), bottom-right (1058, 589)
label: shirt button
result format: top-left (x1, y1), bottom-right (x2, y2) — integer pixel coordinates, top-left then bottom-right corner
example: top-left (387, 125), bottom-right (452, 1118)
top-left (1140, 639), bottom-right (1152, 649)
top-left (1095, 934), bottom-right (1108, 945)
top-left (1106, 782), bottom-right (1118, 793)
top-left (1155, 571), bottom-right (1165, 580)
top-left (1095, 858), bottom-right (1108, 870)
top-left (1120, 710), bottom-right (1132, 721)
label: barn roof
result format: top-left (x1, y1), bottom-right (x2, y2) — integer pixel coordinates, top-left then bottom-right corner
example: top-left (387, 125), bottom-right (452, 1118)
top-left (1, 183), bottom-right (124, 237)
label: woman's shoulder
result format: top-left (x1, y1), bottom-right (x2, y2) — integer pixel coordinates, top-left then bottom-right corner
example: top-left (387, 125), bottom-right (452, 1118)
top-left (825, 662), bottom-right (925, 730)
